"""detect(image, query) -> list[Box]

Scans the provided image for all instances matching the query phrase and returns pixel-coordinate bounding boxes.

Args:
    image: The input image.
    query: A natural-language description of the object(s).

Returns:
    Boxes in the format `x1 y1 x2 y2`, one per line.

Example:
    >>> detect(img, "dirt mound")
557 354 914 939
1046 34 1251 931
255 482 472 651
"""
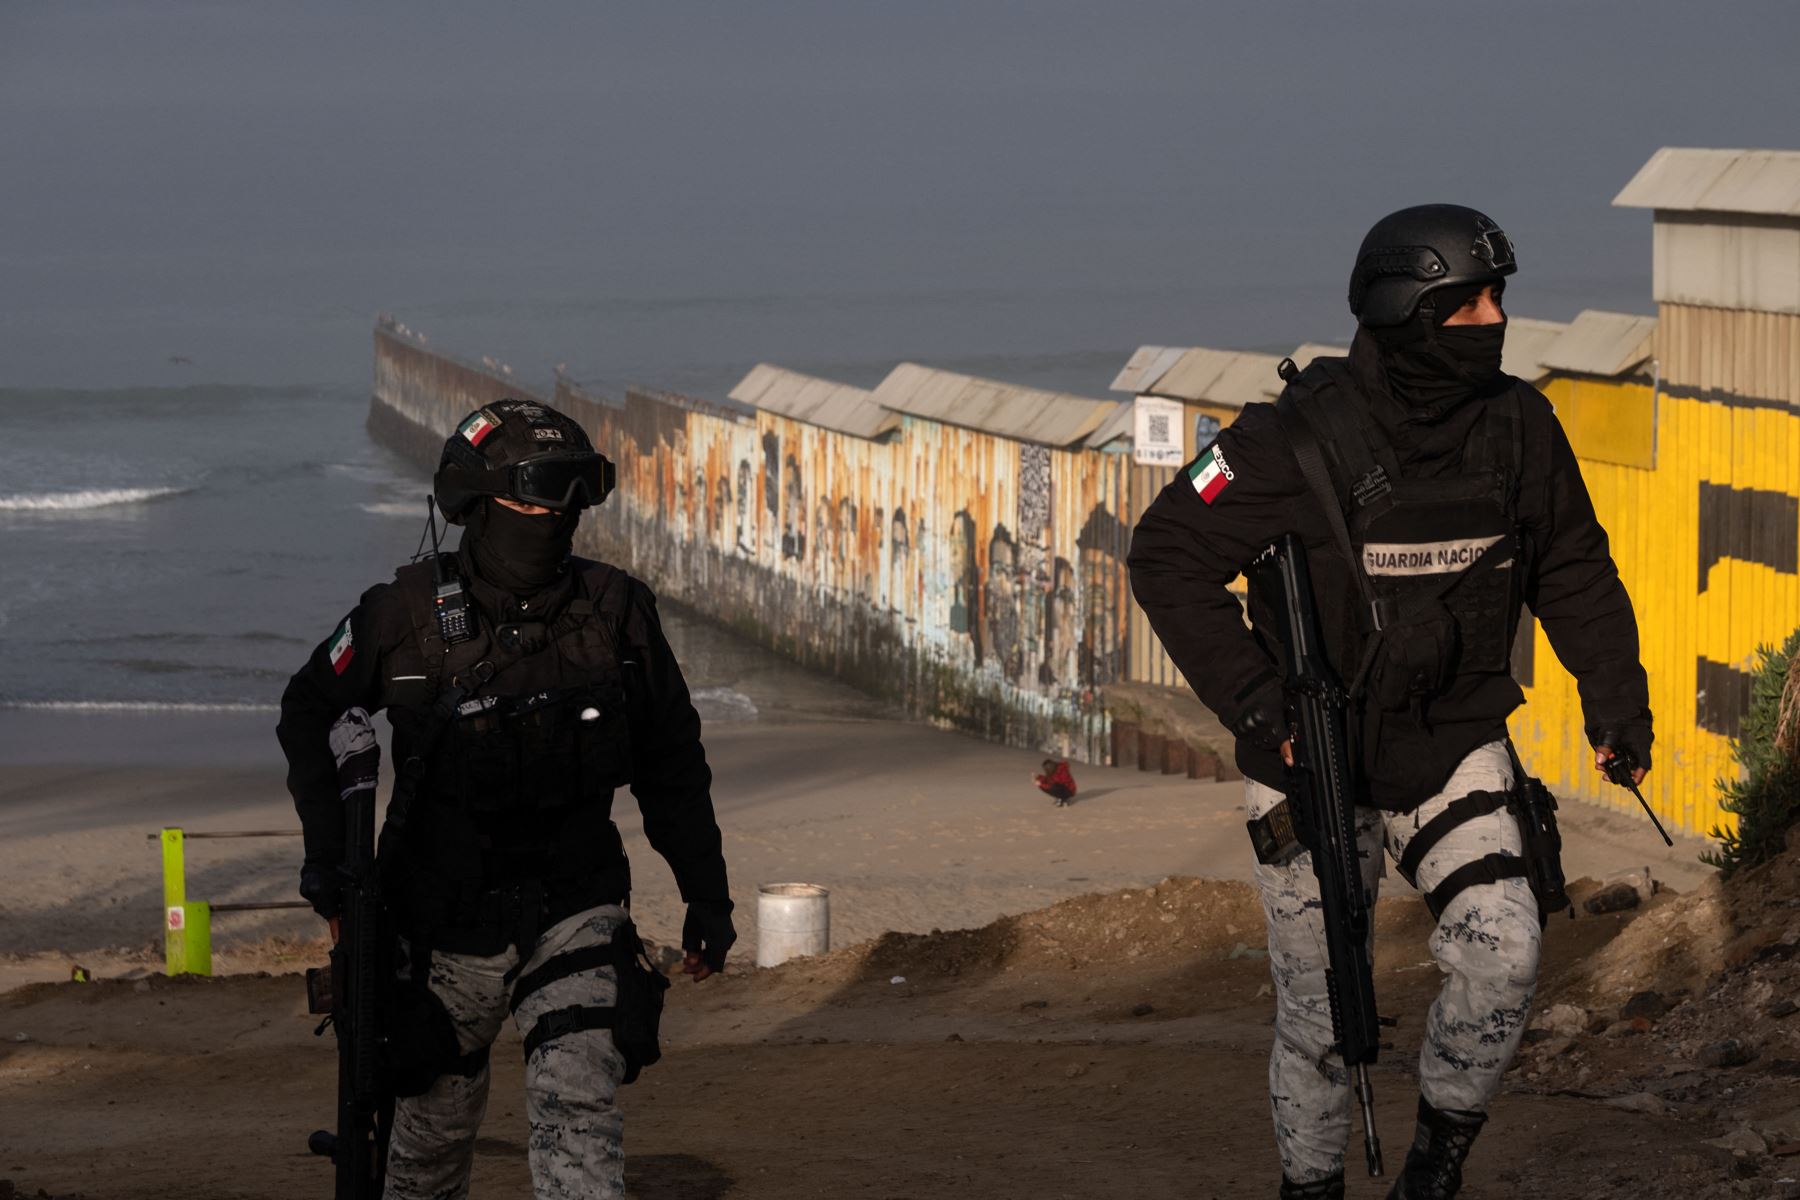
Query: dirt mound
755 876 1264 991
1510 832 1800 1161
1549 828 1800 1011
858 876 1266 977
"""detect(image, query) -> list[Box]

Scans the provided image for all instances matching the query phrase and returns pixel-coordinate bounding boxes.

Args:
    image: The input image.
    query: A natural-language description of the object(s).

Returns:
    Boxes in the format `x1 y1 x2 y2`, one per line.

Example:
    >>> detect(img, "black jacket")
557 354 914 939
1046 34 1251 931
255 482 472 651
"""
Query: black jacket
277 548 730 942
1128 354 1652 810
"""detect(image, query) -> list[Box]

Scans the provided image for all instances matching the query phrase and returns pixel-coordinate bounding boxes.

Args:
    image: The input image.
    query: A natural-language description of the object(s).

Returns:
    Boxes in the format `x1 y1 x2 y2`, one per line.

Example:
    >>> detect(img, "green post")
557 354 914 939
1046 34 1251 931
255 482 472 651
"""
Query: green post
160 828 214 976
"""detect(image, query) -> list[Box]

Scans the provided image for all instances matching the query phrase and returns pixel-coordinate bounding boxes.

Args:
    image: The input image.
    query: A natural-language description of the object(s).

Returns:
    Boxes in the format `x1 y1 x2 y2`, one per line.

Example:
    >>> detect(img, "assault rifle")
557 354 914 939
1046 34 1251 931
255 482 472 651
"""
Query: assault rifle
1256 532 1386 1178
305 709 392 1197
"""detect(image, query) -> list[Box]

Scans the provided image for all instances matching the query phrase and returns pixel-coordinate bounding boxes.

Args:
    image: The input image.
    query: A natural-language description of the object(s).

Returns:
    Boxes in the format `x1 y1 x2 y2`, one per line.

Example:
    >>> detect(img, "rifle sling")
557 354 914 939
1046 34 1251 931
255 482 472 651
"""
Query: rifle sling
1275 397 1381 627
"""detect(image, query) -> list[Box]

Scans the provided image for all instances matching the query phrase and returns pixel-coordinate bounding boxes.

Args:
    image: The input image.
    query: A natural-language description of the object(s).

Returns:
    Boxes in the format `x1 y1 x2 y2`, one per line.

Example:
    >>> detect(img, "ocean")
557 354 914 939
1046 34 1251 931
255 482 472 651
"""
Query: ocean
0 385 429 713
0 381 892 754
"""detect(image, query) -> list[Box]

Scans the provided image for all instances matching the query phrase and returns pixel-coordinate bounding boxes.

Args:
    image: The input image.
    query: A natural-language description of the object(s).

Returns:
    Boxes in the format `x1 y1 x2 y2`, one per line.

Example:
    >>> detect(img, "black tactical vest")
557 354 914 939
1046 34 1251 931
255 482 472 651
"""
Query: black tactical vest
1255 360 1542 801
1278 361 1525 701
377 557 638 946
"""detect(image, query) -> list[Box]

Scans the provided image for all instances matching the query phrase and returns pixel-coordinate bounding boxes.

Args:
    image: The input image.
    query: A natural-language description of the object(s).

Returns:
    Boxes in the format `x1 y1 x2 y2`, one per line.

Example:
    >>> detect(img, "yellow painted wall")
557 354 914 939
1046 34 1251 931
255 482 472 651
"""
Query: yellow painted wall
1509 381 1800 837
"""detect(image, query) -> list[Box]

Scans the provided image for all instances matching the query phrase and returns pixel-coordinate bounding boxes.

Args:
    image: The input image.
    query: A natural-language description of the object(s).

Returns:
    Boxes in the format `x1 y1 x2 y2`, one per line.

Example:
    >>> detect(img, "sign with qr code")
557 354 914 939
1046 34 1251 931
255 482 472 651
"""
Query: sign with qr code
1133 396 1186 467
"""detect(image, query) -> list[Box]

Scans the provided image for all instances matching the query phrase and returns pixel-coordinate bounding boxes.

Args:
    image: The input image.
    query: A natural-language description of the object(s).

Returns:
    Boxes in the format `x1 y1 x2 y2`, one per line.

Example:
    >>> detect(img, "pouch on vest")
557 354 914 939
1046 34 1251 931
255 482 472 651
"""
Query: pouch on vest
1364 600 1458 713
1360 534 1513 716
430 683 632 813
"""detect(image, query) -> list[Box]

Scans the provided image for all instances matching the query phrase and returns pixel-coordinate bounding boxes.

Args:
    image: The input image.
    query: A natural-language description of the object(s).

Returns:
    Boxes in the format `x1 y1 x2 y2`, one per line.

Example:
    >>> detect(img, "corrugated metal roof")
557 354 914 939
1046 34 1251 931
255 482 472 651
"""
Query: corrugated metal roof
1539 310 1657 378
1120 346 1285 409
1084 401 1134 449
1108 345 1187 394
1501 316 1571 382
1614 148 1800 217
728 364 900 439
868 362 1115 447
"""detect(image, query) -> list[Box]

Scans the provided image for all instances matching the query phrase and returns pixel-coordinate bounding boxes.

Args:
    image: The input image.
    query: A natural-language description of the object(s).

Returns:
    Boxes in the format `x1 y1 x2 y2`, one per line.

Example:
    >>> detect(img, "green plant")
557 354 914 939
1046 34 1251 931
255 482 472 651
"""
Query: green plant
1703 628 1800 877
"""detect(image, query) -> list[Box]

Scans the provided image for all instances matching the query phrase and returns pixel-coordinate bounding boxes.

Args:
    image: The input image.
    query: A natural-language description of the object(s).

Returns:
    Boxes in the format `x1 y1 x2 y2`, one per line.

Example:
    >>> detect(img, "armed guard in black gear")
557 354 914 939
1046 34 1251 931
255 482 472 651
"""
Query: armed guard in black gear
1129 205 1655 1199
279 397 736 1200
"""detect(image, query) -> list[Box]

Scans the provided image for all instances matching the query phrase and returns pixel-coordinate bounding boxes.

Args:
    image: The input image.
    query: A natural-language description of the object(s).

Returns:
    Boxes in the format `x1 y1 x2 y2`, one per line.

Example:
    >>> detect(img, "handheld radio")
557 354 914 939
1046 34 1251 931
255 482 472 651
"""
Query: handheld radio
422 497 474 646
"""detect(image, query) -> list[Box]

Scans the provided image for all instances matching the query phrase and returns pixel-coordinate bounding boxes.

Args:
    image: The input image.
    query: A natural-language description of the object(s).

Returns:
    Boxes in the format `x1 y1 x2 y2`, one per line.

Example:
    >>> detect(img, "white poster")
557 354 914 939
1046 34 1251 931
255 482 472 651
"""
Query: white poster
1132 396 1186 467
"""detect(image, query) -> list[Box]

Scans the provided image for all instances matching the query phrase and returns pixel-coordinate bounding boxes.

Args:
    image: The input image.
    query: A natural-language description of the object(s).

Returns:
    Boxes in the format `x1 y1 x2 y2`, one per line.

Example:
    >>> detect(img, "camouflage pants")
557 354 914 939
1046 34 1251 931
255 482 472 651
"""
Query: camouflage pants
384 905 631 1200
1246 740 1542 1184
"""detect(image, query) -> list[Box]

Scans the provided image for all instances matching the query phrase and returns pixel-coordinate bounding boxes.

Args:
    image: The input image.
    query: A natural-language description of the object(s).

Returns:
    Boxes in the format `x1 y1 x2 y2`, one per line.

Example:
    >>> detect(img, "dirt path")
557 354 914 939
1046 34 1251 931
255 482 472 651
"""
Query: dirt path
5 877 1794 1199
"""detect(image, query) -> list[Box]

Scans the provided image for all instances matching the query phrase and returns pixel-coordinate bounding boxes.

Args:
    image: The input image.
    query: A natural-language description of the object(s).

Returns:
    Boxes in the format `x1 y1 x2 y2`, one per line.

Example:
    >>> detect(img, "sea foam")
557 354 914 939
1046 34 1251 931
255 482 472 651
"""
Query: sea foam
0 486 190 512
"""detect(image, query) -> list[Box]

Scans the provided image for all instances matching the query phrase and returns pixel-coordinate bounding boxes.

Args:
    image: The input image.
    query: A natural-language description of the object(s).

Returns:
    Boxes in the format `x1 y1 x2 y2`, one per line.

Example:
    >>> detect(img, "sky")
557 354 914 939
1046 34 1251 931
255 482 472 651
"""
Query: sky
4 1 1798 395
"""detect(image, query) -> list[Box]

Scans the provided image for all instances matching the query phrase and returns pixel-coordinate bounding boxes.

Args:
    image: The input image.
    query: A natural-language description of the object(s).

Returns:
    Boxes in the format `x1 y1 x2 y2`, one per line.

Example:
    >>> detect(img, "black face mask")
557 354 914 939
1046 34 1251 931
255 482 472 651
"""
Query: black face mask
1433 320 1507 385
1370 314 1507 412
462 499 578 594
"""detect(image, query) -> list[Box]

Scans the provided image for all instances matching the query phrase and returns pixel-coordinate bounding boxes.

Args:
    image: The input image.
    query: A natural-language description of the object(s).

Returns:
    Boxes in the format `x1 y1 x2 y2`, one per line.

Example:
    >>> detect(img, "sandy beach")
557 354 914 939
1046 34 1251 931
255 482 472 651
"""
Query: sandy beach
0 606 1710 990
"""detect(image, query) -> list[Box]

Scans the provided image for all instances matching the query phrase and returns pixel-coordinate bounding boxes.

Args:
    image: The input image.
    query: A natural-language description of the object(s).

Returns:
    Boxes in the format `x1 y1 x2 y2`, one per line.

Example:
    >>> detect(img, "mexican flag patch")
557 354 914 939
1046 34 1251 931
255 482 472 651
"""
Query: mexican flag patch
327 618 355 675
1188 443 1234 504
458 410 499 447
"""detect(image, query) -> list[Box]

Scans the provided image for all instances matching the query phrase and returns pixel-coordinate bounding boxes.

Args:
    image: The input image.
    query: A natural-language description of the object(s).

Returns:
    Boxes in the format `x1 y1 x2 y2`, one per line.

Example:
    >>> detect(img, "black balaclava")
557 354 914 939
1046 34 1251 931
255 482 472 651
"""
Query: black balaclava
1351 282 1507 472
1367 281 1507 410
461 498 579 595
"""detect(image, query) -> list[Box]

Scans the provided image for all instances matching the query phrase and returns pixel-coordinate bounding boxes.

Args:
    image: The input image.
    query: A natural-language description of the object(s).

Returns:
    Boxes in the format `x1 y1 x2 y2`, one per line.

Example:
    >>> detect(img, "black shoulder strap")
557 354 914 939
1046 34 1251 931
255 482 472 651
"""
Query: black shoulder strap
1303 359 1401 492
1274 391 1383 635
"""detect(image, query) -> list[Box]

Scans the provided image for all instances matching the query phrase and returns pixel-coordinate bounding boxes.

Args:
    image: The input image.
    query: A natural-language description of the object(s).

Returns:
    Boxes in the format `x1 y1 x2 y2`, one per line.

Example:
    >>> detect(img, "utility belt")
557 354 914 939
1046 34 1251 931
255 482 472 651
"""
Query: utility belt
1247 741 1570 925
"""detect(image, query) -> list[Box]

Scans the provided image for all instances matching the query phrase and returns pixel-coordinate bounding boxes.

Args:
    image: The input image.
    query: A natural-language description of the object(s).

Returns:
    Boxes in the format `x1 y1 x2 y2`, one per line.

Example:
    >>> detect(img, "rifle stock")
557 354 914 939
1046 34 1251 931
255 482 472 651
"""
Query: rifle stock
1257 533 1385 1178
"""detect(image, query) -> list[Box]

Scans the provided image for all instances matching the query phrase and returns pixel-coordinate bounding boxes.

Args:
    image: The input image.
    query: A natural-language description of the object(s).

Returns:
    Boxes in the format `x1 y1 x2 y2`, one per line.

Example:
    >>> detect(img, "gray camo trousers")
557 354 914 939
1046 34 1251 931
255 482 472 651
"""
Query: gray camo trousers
384 904 630 1200
1246 740 1541 1184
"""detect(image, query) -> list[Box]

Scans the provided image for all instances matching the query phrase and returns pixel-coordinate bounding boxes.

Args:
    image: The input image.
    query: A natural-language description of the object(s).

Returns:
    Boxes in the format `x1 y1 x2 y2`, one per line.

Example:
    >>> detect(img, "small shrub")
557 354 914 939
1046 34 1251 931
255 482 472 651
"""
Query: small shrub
1703 628 1800 878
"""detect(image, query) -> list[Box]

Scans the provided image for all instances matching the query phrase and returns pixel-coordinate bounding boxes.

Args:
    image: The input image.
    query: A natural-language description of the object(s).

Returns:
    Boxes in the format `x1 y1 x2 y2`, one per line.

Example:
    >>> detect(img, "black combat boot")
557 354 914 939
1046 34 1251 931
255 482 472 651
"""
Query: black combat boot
1279 1174 1344 1200
1384 1096 1486 1199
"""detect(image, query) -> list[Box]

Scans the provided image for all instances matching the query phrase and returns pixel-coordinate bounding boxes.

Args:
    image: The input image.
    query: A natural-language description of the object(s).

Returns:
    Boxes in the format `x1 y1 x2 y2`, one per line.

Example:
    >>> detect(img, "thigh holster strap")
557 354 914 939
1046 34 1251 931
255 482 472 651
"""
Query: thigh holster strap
1396 789 1511 888
1423 852 1529 921
509 943 617 1016
523 1003 617 1060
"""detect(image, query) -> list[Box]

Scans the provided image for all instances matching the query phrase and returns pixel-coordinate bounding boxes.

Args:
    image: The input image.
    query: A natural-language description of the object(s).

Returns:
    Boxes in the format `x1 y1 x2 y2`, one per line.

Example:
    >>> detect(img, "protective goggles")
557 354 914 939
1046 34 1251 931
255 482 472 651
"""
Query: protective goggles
441 451 616 512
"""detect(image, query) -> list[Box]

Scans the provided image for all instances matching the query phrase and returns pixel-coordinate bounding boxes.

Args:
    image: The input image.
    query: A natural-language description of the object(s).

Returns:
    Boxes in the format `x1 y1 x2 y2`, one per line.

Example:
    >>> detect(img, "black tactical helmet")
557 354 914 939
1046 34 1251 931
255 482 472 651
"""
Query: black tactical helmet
433 397 616 524
1348 204 1517 328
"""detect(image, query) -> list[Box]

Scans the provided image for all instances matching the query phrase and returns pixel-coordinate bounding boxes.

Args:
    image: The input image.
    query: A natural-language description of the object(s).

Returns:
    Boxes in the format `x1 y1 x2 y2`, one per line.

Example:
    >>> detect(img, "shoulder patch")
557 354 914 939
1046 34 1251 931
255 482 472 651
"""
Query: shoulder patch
327 617 356 675
1187 443 1236 504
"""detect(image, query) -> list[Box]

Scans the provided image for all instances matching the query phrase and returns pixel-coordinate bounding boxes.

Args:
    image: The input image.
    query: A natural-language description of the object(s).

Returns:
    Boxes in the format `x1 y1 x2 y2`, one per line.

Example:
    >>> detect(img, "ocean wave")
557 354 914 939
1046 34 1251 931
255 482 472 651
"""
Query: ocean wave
0 700 279 714
0 486 191 512
360 501 426 519
690 686 759 723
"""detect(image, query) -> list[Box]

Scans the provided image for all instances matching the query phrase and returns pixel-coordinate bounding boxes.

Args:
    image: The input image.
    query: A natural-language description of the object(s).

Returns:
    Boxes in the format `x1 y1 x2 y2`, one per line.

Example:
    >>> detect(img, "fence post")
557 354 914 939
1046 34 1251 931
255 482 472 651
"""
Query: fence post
161 827 213 976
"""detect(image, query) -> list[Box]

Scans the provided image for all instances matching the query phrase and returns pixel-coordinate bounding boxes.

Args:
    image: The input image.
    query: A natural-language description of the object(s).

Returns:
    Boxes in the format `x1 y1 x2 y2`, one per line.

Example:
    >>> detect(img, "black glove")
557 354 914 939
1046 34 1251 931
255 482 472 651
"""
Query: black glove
682 900 737 972
299 860 342 919
1594 725 1653 777
1229 676 1288 752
